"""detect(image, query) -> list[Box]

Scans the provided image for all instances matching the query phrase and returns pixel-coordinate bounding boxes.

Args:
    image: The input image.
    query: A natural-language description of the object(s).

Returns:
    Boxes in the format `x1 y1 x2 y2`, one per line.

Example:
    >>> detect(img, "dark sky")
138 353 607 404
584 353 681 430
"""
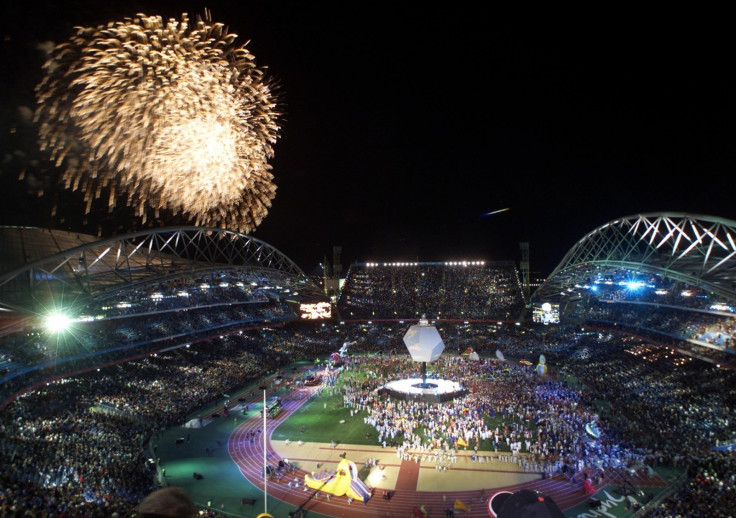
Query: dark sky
1 3 734 276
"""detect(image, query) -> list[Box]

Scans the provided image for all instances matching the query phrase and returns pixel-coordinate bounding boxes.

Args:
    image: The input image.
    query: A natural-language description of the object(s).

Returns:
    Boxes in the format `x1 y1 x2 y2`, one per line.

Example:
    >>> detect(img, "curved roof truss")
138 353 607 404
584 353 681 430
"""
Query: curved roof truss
533 213 736 303
0 226 309 313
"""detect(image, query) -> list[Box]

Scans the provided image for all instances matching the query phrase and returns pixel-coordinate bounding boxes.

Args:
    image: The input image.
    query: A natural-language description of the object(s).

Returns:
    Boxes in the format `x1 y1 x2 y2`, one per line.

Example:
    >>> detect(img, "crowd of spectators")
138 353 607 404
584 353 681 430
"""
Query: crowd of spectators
341 354 600 476
335 322 736 516
565 272 736 355
590 274 735 313
0 321 342 516
0 299 294 391
82 271 269 319
532 328 736 516
648 452 736 517
277 319 736 515
0 266 314 379
2 260 736 516
2 317 736 515
571 297 736 356
338 262 524 320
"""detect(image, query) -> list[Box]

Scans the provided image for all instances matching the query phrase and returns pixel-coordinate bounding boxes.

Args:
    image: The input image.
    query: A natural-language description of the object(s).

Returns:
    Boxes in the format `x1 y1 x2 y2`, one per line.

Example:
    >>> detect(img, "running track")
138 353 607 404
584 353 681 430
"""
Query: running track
228 386 667 517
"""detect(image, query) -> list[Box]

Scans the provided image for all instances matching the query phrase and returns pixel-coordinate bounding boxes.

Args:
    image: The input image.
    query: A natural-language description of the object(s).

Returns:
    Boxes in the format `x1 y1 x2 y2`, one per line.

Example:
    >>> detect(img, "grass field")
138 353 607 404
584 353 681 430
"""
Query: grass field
271 393 378 447
272 388 538 454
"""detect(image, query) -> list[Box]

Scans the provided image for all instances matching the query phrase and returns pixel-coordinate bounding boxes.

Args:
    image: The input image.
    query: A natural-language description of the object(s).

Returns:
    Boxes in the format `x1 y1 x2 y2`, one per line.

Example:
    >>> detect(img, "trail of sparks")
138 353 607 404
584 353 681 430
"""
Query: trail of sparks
35 10 281 233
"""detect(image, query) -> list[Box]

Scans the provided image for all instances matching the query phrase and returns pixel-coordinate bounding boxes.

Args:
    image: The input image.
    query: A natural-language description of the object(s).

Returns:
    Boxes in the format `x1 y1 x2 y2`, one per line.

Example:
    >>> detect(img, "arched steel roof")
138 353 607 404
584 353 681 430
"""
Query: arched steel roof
0 226 312 314
532 213 736 303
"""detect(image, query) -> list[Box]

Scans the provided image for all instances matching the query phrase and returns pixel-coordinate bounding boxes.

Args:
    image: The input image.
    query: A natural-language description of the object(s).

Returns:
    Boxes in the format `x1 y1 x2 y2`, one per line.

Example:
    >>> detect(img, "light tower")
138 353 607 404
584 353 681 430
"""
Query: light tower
403 315 445 388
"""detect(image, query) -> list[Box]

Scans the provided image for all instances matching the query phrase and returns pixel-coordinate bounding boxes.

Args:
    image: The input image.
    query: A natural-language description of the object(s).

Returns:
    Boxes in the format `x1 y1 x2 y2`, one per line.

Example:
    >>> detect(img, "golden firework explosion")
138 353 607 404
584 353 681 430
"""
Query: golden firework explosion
35 9 281 233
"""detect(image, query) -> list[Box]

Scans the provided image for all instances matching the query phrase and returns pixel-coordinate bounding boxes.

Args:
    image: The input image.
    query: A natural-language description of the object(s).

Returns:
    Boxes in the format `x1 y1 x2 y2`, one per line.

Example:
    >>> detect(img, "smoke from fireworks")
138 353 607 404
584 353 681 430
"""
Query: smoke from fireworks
34 10 281 233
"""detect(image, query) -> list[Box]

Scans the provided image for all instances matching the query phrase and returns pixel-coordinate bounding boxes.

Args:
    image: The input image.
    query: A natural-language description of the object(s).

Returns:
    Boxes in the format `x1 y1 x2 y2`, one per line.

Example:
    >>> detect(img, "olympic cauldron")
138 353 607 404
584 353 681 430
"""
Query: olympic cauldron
380 316 465 403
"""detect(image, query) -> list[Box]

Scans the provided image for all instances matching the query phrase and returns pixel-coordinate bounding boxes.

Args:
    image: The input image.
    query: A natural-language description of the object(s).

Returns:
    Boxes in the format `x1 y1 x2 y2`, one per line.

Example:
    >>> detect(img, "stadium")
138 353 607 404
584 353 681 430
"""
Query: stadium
1 213 735 517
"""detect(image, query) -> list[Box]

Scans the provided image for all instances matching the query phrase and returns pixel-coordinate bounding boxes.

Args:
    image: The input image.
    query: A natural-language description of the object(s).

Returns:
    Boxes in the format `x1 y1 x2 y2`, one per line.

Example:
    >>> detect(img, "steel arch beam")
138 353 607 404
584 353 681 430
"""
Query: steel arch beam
0 227 310 313
532 213 736 303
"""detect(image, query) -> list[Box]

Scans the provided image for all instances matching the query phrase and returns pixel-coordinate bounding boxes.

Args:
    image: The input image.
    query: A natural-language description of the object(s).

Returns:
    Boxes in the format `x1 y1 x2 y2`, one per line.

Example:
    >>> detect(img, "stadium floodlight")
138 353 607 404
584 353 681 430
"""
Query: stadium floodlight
45 312 71 333
625 281 644 291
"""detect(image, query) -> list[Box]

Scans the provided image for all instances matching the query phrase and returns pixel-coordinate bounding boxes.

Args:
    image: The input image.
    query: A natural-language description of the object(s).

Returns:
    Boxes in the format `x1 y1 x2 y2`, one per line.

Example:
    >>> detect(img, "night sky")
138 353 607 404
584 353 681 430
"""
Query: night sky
1 3 734 276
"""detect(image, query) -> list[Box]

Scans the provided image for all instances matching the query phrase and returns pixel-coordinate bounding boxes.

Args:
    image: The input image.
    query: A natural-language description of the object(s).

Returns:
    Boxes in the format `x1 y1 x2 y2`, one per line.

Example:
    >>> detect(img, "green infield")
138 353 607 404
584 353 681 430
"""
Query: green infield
271 393 379 446
270 388 536 454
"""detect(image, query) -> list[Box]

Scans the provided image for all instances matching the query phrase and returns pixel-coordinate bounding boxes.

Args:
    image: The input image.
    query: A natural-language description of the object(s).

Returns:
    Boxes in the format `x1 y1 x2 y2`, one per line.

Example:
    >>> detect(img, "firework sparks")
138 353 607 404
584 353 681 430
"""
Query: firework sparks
34 10 281 233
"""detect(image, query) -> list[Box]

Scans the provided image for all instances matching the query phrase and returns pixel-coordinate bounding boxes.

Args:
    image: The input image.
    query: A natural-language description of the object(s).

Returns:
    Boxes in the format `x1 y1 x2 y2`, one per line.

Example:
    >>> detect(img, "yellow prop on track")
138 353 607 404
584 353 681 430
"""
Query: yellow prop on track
304 458 371 502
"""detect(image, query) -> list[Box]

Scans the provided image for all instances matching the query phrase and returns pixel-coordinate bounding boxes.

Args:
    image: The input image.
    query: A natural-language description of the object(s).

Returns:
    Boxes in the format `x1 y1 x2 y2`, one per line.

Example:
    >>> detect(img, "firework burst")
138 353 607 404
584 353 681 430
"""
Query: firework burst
34 9 281 233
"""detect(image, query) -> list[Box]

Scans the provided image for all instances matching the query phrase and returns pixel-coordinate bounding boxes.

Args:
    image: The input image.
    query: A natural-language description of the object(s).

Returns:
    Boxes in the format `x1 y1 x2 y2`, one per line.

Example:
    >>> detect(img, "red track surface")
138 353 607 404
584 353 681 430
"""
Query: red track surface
228 388 667 517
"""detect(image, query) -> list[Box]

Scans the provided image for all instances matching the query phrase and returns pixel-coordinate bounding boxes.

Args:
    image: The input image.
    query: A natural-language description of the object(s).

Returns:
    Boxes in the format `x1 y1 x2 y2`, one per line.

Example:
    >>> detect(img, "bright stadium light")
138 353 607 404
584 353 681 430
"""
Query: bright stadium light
624 280 644 291
45 312 71 333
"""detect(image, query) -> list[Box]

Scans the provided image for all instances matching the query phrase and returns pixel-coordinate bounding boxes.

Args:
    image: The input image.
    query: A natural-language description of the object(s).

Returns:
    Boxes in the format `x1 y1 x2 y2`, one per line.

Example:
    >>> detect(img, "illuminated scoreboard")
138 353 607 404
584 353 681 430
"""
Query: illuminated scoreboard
299 301 332 320
532 302 560 324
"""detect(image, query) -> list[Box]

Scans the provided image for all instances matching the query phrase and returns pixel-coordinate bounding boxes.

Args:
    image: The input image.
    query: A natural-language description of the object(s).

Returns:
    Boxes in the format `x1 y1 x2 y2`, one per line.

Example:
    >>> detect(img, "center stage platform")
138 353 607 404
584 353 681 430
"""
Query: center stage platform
379 377 466 403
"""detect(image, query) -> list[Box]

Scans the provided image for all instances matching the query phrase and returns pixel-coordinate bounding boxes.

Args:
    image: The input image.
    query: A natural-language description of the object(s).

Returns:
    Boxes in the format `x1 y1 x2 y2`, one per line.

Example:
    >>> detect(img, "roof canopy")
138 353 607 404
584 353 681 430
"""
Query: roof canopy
0 226 315 314
533 213 736 304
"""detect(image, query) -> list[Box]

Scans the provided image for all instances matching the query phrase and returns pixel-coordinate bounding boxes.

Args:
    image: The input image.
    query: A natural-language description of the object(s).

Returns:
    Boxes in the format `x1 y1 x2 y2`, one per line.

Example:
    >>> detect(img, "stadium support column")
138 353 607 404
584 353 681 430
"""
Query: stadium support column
520 242 530 307
327 246 343 318
333 246 342 281
322 255 330 295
